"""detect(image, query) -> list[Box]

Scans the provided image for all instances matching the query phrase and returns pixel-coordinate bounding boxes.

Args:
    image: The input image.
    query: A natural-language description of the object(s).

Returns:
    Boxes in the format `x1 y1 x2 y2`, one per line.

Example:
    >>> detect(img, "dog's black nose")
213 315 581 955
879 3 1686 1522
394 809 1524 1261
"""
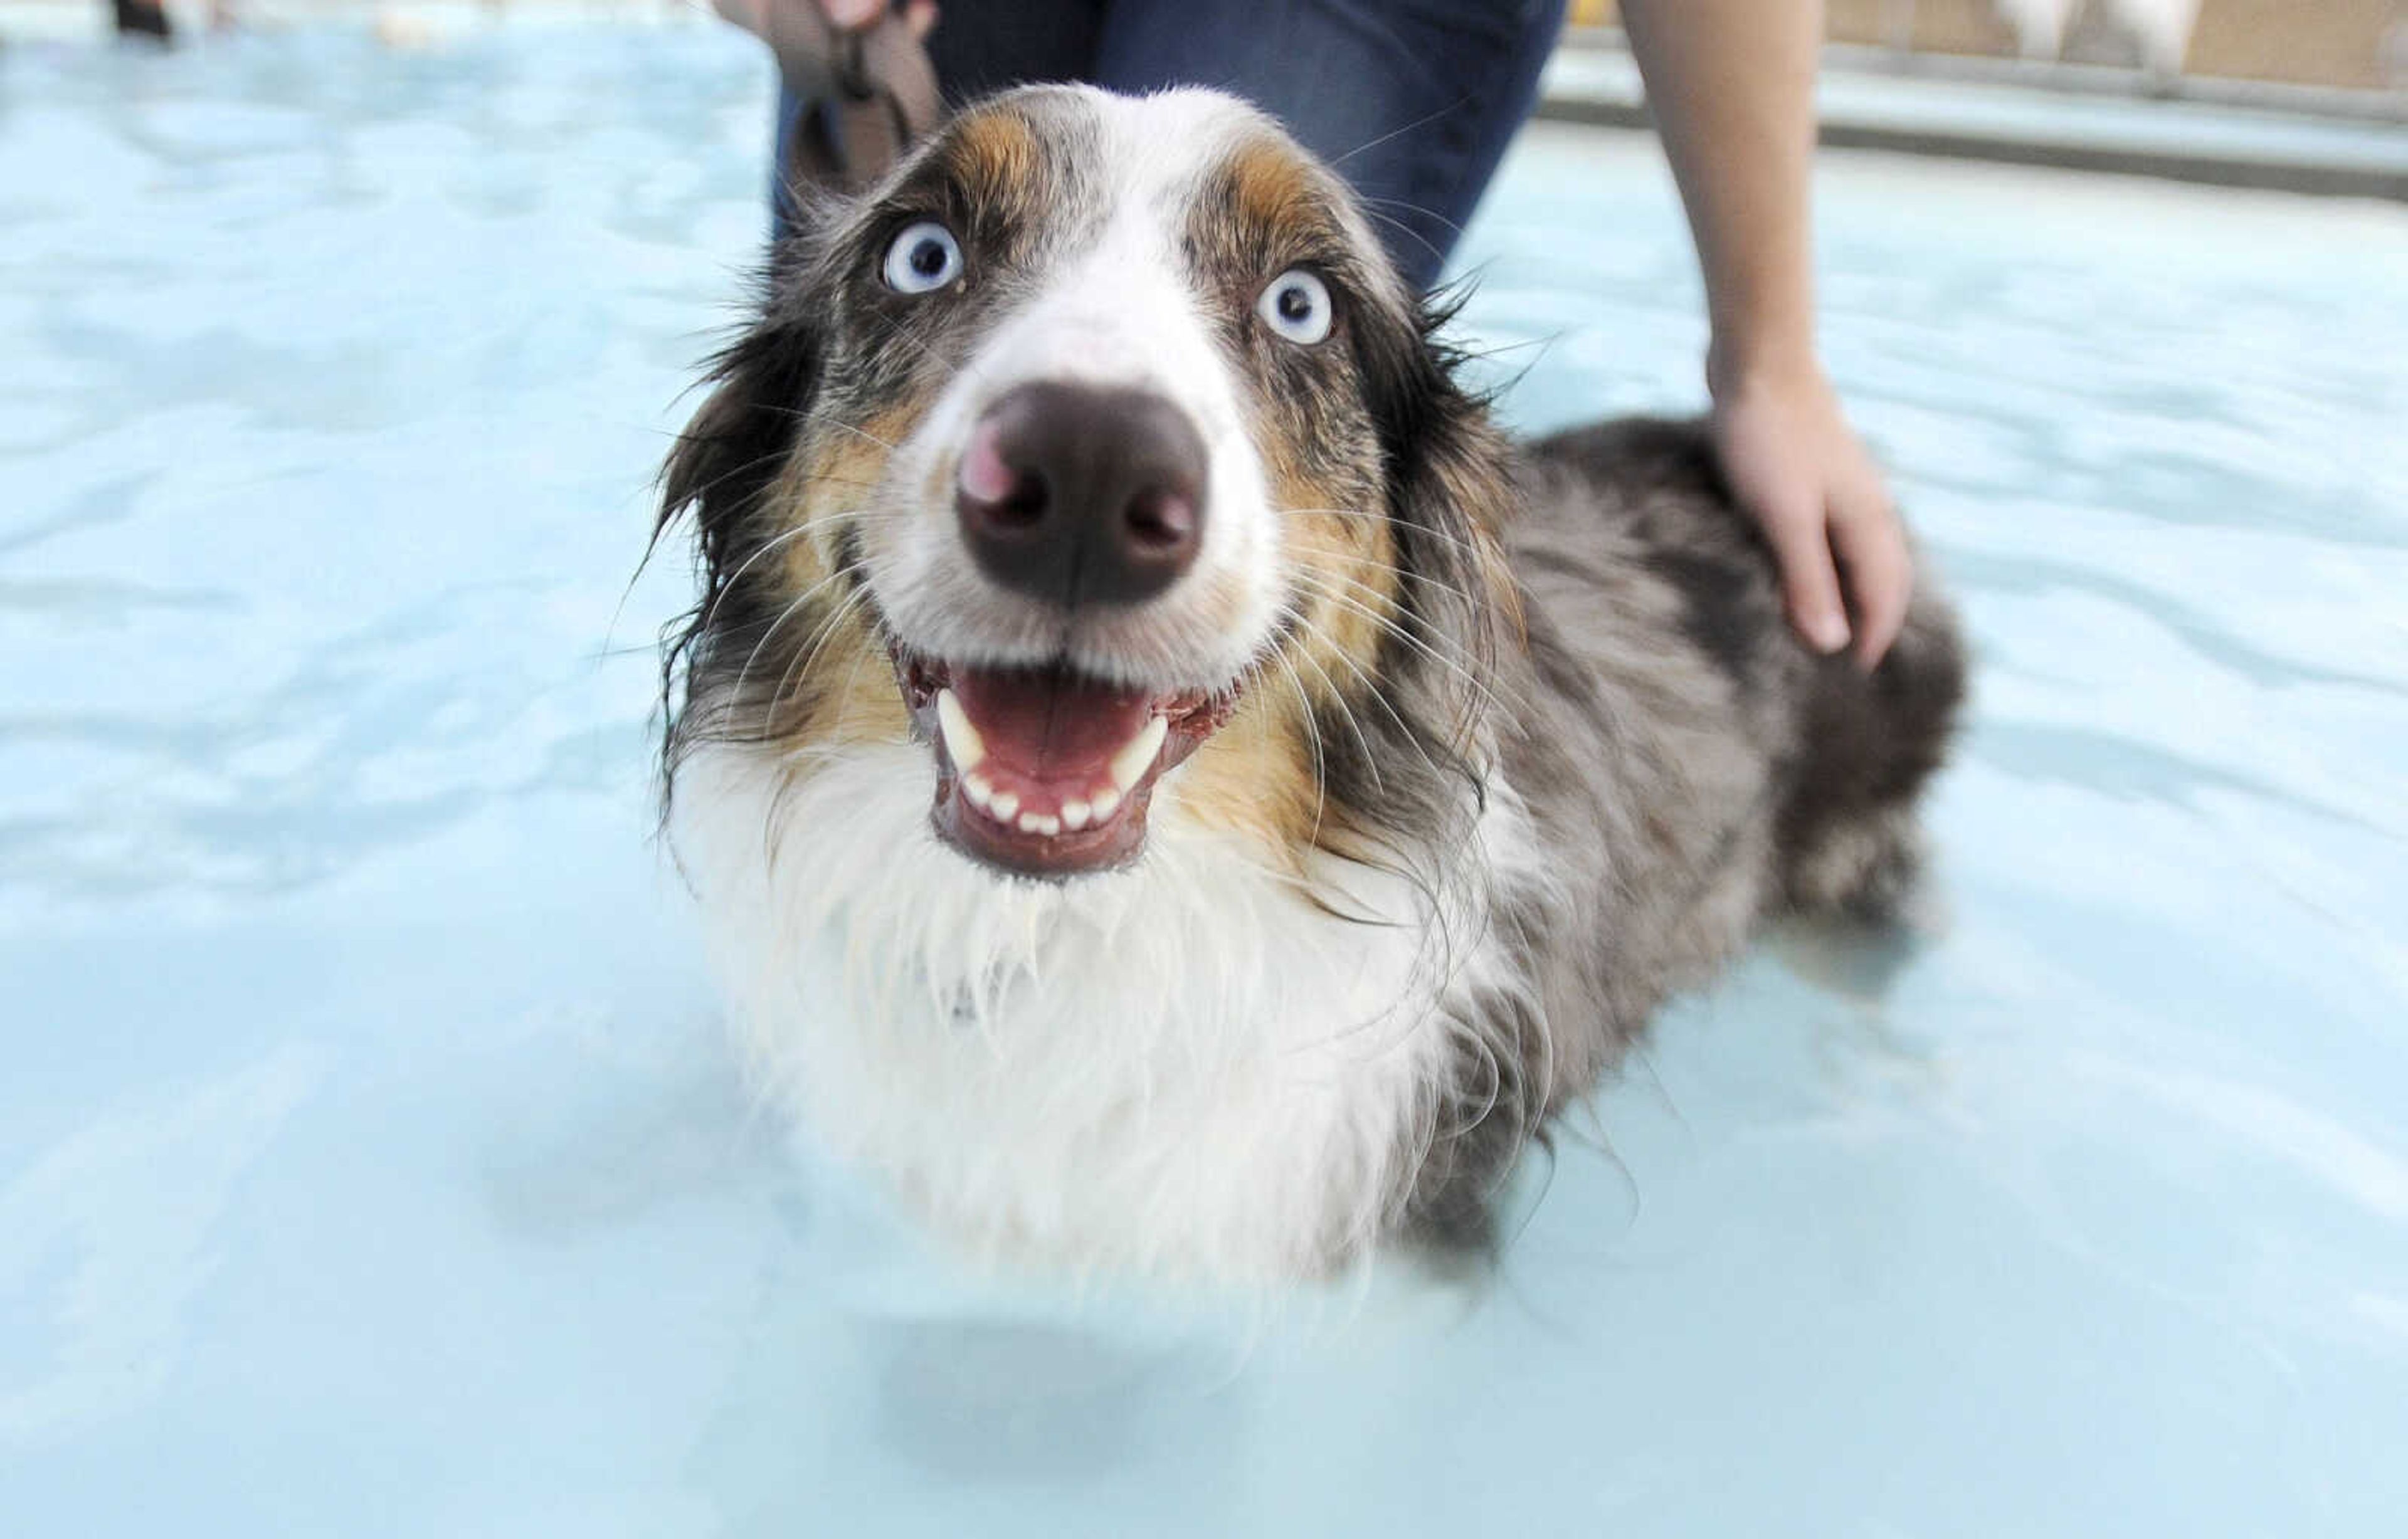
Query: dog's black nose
954 382 1208 608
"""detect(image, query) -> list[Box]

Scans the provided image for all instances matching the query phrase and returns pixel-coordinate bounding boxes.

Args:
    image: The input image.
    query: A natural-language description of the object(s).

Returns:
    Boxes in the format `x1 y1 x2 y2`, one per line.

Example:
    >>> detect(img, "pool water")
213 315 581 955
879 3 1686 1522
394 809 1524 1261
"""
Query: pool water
4 23 2404 1537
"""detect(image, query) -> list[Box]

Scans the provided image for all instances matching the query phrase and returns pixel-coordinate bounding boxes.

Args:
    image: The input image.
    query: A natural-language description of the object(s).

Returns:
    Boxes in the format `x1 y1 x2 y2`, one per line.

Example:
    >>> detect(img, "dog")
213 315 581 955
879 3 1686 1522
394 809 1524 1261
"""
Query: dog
655 85 1966 1284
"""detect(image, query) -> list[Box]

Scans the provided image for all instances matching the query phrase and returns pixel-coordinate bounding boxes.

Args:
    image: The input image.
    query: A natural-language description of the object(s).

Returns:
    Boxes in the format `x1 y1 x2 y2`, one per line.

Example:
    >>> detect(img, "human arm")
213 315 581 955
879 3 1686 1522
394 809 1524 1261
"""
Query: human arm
1618 0 1909 666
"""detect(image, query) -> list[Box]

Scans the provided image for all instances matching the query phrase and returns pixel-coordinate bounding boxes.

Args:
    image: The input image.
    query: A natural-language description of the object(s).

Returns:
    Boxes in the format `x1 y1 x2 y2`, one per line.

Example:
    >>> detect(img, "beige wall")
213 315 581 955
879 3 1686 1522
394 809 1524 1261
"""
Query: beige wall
2189 0 2401 90
1825 0 2018 55
1568 0 2405 90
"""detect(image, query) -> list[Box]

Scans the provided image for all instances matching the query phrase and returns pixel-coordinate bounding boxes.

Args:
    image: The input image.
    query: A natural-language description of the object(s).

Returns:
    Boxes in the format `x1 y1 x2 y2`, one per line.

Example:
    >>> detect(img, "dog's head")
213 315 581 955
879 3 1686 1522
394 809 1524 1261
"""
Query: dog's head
660 87 1516 881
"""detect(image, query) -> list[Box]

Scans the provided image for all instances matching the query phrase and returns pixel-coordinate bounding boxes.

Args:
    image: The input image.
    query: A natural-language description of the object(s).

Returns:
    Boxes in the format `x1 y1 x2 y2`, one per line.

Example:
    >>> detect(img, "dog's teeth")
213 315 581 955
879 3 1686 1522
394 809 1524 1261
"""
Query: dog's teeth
1089 787 1121 821
1017 812 1060 837
989 790 1020 822
934 688 985 770
963 772 994 811
1107 715 1168 794
1060 799 1091 831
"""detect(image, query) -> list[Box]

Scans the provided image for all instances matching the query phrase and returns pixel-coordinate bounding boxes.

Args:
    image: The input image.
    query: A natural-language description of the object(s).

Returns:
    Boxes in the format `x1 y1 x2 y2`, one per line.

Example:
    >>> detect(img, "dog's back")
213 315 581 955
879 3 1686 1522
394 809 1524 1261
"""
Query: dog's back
1518 415 1965 913
1403 418 1968 1248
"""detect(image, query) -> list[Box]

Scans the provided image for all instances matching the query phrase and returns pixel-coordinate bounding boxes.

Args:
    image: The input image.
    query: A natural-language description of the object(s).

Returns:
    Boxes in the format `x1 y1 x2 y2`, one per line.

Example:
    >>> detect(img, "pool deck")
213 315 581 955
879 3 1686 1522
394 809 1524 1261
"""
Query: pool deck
1543 41 2408 201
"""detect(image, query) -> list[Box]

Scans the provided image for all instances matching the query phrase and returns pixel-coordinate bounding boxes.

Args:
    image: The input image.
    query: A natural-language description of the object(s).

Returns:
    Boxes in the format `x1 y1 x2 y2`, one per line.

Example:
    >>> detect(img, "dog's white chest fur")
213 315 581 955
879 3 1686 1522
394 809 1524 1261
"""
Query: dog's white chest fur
675 744 1520 1280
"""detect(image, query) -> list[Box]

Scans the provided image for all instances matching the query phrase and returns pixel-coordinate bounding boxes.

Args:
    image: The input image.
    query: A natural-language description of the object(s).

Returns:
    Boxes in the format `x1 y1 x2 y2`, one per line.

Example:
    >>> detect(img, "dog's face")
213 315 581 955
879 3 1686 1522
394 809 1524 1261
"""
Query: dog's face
662 87 1513 880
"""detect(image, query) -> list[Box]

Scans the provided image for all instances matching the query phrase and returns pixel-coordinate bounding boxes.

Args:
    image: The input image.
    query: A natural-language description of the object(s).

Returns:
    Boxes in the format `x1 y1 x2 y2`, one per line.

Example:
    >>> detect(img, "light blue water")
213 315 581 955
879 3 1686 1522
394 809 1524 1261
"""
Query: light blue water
4 24 2405 1537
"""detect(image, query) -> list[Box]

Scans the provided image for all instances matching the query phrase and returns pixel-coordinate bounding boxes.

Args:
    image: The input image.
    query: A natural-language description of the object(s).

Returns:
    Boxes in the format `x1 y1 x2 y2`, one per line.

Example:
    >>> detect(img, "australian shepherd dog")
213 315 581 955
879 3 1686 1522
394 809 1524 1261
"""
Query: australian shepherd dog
656 87 1965 1284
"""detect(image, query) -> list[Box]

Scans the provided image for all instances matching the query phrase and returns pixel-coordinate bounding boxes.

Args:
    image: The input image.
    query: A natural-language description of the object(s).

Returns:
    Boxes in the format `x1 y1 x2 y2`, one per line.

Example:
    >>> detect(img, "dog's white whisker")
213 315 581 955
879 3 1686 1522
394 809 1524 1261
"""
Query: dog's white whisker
717 559 863 701
1286 569 1505 715
756 586 876 738
1267 645 1332 844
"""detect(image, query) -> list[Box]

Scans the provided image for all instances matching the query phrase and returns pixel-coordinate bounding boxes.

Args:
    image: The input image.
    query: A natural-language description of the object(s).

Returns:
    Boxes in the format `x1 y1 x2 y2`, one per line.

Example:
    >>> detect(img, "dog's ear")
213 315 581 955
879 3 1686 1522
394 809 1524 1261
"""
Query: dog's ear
652 305 825 804
1360 295 1523 712
1292 288 1521 885
658 310 822 576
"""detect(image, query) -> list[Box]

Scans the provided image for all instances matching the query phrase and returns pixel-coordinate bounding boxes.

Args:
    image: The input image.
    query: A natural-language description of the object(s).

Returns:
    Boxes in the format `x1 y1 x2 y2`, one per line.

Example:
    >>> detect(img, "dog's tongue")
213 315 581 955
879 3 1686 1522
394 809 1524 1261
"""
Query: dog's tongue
949 665 1155 783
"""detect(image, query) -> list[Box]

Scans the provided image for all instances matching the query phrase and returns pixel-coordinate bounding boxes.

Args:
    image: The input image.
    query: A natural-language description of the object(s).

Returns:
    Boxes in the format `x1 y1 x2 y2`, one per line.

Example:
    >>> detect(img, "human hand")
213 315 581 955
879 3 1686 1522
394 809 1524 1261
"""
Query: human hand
1711 359 1911 670
708 0 936 43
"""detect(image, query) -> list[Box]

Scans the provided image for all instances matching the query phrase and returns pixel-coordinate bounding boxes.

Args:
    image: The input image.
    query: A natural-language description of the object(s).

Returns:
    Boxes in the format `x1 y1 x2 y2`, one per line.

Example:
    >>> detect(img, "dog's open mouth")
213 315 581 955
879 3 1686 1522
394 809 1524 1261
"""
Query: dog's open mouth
896 653 1238 877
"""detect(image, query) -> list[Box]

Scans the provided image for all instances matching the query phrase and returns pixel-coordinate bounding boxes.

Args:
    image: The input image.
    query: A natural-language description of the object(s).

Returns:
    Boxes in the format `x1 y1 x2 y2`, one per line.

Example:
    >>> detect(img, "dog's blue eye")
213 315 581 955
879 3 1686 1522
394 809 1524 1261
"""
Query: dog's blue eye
883 221 963 295
1255 270 1332 345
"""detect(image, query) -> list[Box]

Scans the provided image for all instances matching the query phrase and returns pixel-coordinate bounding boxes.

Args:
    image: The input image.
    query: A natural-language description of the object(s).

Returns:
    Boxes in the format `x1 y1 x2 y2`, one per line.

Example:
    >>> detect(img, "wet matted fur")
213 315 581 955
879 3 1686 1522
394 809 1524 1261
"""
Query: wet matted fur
655 86 1967 1283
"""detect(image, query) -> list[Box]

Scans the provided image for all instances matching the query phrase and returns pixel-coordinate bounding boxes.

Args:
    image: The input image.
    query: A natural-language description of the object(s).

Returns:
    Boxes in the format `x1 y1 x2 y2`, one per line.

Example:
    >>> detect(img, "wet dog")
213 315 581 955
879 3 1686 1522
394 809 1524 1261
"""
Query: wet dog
656 86 1965 1283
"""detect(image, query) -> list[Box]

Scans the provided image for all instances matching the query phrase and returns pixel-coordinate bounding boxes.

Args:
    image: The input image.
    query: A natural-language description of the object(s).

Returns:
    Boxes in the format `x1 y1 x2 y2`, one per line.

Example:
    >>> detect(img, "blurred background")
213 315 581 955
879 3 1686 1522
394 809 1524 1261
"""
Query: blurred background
3 4 2404 1537
1580 0 2408 91
16 0 2408 88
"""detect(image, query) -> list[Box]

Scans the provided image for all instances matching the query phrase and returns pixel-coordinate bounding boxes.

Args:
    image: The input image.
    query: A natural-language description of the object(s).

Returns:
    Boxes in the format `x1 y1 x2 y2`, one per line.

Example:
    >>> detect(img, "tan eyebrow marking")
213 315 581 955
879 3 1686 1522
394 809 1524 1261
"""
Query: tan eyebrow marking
1220 135 1331 241
942 107 1044 202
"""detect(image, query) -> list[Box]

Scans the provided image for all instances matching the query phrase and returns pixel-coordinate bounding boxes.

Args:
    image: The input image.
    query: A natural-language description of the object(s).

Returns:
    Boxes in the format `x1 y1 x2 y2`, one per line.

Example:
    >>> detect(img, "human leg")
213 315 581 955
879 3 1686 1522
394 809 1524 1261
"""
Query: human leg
1089 0 1566 287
